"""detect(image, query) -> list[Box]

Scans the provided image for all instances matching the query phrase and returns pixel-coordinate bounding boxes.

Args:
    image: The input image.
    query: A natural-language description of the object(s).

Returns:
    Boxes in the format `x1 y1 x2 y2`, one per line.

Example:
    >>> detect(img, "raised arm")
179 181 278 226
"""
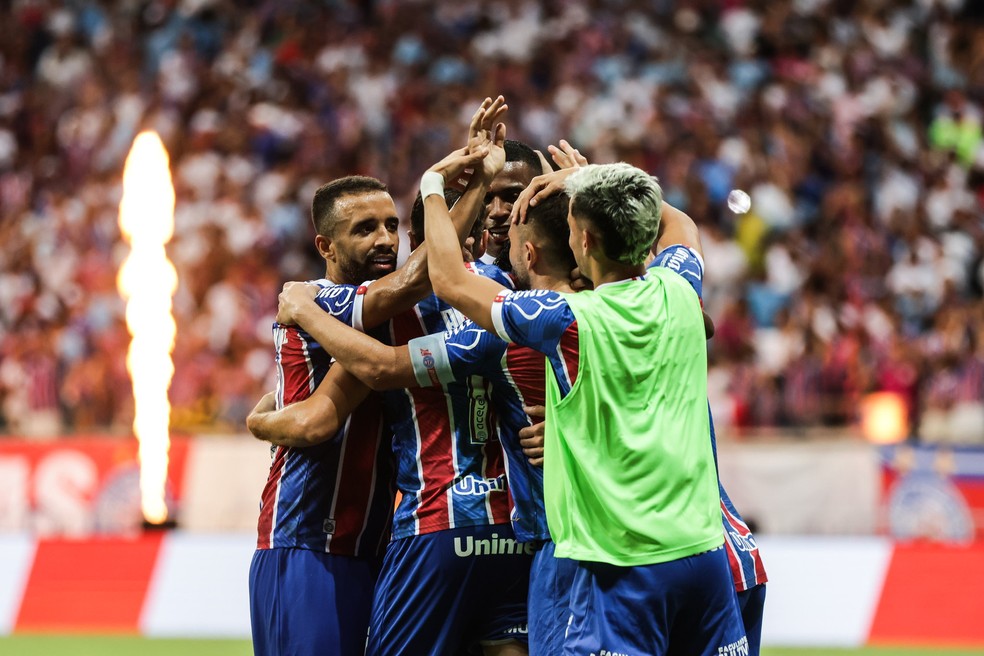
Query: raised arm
349 97 509 329
654 203 703 258
246 365 371 447
422 125 509 334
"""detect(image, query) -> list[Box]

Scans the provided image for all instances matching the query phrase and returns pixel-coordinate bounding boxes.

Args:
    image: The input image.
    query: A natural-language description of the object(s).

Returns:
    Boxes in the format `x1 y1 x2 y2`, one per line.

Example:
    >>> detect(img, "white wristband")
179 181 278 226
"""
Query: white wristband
420 171 445 200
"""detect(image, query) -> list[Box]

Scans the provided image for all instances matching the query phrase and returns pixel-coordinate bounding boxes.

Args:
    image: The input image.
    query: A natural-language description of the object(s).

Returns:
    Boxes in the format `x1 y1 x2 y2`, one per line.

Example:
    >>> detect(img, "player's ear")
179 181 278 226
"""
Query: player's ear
315 234 335 262
581 226 596 255
408 229 420 251
525 240 537 270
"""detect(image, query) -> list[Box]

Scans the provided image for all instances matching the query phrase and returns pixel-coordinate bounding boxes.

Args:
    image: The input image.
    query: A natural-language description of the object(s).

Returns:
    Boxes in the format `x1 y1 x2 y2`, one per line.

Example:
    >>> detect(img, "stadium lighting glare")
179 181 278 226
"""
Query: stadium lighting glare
116 131 178 525
726 189 751 214
860 392 908 444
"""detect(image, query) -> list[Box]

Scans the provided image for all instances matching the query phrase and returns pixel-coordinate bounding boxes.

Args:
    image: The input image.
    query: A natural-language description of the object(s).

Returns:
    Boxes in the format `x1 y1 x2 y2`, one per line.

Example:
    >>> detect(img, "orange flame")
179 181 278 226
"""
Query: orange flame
117 131 177 525
860 392 908 445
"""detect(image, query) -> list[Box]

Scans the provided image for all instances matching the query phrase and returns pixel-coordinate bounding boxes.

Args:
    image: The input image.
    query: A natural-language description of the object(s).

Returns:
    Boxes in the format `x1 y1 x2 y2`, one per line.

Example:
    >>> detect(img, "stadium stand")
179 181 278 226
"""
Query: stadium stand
0 0 982 442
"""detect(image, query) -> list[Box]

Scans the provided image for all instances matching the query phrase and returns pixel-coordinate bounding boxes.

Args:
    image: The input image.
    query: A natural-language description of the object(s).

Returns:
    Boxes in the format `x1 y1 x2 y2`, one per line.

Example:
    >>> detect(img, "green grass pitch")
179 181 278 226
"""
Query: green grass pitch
1 638 983 655
0 636 253 655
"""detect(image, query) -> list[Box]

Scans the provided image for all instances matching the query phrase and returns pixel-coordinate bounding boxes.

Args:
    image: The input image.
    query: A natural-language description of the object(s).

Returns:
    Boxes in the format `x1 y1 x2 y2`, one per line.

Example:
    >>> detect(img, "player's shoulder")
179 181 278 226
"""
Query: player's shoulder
650 244 704 274
313 280 364 314
500 288 569 304
467 261 516 290
496 288 574 333
649 244 704 297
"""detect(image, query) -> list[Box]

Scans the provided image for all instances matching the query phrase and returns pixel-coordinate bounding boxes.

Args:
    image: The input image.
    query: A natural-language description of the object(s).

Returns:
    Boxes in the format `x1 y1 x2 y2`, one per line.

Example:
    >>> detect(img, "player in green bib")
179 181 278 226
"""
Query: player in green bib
543 263 723 565
418 131 747 655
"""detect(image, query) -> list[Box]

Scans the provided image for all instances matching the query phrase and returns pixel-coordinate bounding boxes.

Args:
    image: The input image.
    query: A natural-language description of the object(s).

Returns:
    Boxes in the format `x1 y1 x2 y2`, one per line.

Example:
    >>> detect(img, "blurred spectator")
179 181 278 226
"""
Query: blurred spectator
0 0 982 441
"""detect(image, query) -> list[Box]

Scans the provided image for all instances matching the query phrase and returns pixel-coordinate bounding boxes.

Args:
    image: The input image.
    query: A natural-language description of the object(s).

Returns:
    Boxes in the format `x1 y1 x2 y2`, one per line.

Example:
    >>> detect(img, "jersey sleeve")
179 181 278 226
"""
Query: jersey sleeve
490 289 576 354
468 261 516 290
313 282 363 327
408 321 507 388
650 244 705 301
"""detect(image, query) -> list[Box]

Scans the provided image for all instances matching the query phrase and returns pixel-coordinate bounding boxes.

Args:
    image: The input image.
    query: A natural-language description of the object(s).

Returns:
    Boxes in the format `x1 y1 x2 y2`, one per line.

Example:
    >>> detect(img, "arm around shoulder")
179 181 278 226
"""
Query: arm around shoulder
246 368 371 447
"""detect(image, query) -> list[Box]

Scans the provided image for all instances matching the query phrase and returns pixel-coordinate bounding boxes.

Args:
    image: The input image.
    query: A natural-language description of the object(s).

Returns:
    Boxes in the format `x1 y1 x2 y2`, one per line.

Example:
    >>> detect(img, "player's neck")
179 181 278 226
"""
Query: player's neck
583 257 645 288
531 270 574 294
323 264 352 286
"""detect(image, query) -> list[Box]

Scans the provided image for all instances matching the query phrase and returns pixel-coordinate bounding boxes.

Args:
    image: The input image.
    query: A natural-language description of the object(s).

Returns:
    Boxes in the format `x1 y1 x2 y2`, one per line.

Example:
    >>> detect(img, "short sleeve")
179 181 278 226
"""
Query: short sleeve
650 244 705 301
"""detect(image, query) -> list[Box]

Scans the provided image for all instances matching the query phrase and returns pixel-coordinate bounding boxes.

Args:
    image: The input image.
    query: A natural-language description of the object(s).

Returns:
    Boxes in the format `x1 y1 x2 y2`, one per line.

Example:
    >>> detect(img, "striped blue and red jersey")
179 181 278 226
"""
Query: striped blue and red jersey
255 279 396 558
709 408 768 591
406 320 555 543
492 245 767 590
320 262 516 541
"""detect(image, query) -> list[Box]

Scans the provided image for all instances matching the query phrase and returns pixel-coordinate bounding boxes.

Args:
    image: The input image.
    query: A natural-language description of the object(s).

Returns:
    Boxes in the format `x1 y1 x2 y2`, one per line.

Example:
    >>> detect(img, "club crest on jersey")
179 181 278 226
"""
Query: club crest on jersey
416 347 441 386
452 473 506 497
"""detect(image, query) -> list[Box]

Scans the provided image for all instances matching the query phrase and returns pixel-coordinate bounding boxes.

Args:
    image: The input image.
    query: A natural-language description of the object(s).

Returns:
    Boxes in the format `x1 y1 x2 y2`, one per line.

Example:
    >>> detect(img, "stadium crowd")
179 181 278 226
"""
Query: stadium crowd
1 0 983 442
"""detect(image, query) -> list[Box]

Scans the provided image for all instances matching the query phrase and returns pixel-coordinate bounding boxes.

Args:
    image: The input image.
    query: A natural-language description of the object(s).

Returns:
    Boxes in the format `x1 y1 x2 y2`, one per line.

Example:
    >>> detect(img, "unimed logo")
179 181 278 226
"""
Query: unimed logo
451 474 505 496
452 533 535 557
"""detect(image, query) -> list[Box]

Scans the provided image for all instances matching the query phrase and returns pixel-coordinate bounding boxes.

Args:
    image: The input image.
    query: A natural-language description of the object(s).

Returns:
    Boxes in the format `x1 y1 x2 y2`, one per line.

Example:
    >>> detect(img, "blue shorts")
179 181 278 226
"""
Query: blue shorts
249 547 381 656
366 524 532 656
565 546 746 656
738 584 766 656
528 540 578 656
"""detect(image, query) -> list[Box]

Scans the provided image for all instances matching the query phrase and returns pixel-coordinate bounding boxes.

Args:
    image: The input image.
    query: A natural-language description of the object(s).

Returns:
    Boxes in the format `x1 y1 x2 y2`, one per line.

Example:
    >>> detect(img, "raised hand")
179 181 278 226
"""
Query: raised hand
509 167 578 224
276 281 320 325
467 95 508 183
547 139 588 170
427 146 489 189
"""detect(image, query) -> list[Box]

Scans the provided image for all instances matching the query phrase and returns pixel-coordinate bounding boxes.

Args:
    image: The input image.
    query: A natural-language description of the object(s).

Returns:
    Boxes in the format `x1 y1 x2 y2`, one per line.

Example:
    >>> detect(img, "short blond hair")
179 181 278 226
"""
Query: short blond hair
565 163 662 265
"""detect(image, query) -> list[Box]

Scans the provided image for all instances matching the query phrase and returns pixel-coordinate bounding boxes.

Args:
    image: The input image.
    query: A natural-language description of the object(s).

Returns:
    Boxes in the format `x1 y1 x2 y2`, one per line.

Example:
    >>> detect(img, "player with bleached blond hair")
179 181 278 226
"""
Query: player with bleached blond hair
418 147 748 654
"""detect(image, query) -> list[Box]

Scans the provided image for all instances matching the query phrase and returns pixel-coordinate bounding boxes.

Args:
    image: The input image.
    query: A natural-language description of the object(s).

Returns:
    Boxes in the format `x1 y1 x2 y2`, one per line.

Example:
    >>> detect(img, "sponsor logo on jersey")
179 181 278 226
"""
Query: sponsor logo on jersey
453 532 536 557
726 530 758 553
451 473 506 497
469 388 491 444
589 650 632 656
660 247 689 272
718 636 749 656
